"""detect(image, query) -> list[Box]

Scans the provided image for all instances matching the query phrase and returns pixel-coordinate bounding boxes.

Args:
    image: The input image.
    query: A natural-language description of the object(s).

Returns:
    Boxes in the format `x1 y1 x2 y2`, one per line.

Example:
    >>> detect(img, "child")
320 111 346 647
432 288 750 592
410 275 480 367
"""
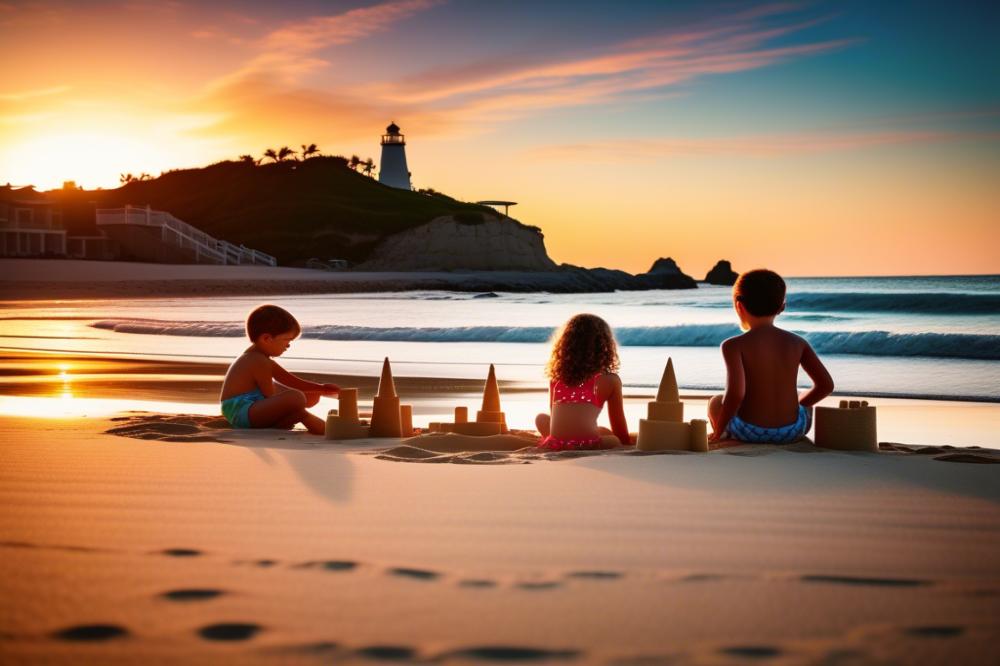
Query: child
708 269 834 444
220 304 338 435
535 314 632 450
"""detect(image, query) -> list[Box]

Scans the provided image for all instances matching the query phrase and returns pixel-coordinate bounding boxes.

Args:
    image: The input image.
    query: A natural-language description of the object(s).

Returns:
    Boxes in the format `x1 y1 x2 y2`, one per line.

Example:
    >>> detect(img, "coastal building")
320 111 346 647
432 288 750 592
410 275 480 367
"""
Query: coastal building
0 186 66 257
378 122 412 190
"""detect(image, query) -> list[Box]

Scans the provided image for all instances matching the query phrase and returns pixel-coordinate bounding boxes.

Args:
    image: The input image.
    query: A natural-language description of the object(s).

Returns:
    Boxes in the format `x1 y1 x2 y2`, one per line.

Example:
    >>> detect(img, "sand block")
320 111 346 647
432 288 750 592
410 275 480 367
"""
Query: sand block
325 415 370 440
440 421 502 436
689 419 709 453
427 422 441 433
337 388 360 421
637 419 694 451
400 405 413 437
454 406 468 423
815 404 877 452
648 401 683 422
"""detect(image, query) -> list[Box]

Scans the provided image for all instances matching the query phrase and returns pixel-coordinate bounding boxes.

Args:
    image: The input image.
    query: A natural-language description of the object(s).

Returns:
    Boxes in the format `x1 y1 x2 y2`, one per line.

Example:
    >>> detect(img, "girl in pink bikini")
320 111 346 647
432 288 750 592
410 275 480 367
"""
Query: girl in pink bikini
535 314 632 451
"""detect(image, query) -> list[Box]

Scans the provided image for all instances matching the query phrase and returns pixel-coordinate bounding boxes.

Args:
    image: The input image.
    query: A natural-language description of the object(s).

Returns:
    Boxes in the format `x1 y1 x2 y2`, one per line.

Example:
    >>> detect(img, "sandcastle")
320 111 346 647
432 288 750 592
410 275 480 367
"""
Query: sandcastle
815 400 877 452
635 358 708 452
325 358 414 440
427 364 508 436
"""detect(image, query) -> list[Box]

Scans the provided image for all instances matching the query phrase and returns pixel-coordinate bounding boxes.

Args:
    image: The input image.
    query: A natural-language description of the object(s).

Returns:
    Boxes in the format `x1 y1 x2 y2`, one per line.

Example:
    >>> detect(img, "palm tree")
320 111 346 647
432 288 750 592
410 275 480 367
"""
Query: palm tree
300 143 319 160
263 148 278 163
363 157 375 177
277 146 296 162
239 154 257 166
119 173 135 184
348 154 361 171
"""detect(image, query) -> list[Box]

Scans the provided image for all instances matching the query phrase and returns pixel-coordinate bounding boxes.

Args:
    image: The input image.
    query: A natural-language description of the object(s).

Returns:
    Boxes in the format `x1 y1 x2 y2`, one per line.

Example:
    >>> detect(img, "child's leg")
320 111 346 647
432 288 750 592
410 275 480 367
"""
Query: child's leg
249 390 324 434
707 394 723 432
535 413 550 437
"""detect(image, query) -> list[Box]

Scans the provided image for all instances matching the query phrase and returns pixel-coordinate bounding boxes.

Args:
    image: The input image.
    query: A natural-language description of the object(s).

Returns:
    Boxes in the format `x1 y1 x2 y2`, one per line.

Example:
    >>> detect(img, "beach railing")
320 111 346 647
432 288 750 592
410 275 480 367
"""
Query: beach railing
96 206 276 266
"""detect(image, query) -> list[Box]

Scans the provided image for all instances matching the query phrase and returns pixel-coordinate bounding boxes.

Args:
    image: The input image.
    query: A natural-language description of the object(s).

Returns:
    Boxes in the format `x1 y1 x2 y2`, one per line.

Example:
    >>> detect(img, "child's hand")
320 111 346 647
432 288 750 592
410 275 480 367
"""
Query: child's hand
322 383 340 395
708 430 722 443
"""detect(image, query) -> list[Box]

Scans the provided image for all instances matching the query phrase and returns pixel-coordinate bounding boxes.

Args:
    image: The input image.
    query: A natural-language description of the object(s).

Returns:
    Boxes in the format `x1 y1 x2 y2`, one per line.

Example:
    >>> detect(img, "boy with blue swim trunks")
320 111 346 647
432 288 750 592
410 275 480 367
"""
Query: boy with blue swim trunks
220 305 338 435
708 270 834 445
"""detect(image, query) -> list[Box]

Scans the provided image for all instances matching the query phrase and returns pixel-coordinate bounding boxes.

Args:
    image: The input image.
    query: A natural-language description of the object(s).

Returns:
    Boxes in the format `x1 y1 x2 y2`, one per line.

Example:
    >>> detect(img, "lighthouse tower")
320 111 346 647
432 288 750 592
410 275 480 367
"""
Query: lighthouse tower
378 122 411 190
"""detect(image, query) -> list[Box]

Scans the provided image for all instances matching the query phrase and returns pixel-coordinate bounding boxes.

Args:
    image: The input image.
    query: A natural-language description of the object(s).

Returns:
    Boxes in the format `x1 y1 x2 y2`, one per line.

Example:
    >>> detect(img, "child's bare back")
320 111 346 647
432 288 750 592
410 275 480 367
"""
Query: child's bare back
722 326 817 426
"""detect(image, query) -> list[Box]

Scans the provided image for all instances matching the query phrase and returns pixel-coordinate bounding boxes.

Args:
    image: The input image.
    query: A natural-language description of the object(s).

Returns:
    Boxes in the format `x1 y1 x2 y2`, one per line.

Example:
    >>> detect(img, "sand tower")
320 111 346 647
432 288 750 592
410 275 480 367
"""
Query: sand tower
815 400 877 452
636 358 708 452
378 121 411 191
430 365 508 436
369 357 403 438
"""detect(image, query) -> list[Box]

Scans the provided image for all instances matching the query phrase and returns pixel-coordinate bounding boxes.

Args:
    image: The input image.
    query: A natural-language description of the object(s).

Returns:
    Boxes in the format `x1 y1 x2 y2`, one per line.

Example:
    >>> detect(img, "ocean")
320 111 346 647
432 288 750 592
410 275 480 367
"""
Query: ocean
3 275 998 403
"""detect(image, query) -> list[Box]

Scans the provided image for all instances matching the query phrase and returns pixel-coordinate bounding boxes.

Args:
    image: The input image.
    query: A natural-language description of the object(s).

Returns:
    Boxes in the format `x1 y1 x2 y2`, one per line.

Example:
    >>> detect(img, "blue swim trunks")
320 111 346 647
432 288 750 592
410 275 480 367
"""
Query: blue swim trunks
726 405 811 444
220 388 265 429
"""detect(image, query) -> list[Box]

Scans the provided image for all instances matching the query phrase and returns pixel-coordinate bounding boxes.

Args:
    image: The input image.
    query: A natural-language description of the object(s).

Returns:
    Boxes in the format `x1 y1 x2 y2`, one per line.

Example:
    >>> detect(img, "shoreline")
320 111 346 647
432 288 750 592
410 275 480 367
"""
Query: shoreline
0 259 698 298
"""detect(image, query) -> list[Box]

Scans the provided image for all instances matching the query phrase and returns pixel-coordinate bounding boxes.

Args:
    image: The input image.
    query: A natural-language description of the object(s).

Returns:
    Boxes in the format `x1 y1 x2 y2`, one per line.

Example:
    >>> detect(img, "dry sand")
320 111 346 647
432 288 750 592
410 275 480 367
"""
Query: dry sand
2 405 999 664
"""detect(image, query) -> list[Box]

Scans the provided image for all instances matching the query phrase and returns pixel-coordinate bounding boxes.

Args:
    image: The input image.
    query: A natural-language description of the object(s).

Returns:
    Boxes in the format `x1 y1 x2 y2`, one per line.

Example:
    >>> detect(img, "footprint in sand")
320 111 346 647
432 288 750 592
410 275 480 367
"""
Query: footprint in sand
52 624 130 641
443 646 581 661
354 645 418 660
198 623 262 641
458 579 498 588
157 548 202 557
296 560 358 572
719 645 783 659
389 567 440 581
904 626 965 638
679 573 727 583
801 574 931 588
516 581 561 591
161 589 224 602
566 571 622 580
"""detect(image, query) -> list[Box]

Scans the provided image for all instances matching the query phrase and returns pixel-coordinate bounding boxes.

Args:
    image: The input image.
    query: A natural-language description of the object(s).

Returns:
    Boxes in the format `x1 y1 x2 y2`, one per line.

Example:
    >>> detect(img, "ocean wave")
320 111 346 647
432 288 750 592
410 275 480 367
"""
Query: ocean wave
90 319 1000 360
686 291 1000 315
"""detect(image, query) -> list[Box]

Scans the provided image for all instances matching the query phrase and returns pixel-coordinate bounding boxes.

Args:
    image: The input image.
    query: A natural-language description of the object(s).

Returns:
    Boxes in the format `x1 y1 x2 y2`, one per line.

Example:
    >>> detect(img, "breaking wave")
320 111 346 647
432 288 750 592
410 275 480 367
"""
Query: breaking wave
90 319 1000 361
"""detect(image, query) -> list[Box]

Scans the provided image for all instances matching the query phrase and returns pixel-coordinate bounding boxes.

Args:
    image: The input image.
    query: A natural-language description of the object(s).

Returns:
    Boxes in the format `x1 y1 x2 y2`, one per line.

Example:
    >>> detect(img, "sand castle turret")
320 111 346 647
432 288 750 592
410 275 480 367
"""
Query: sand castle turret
430 365 507 436
636 358 708 452
369 357 403 438
815 400 877 452
325 388 370 440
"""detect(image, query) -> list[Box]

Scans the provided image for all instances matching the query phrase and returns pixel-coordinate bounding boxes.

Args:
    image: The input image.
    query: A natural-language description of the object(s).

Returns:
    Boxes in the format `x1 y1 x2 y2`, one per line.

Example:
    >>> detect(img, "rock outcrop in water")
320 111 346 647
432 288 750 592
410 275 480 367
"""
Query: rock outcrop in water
704 260 738 285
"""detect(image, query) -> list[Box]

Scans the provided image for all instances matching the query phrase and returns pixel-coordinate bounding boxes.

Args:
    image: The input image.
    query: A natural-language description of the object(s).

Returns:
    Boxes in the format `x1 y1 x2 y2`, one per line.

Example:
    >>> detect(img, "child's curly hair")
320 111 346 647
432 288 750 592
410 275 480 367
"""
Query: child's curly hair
545 314 620 386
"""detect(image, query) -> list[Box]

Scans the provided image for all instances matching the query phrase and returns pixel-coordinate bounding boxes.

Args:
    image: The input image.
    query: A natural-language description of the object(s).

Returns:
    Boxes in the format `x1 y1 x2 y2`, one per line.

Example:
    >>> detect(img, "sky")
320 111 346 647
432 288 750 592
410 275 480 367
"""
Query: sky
1 0 998 276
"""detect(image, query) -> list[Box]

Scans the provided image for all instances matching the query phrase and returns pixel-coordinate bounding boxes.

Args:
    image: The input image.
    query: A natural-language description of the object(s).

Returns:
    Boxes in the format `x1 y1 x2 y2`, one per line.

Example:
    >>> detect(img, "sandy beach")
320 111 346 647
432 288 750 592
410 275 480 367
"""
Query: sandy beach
2 348 999 664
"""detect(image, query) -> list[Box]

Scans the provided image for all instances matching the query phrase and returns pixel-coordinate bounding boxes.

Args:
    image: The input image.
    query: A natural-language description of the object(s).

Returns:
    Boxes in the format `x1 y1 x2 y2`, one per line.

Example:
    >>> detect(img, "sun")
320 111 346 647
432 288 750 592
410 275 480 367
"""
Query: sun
1 129 177 191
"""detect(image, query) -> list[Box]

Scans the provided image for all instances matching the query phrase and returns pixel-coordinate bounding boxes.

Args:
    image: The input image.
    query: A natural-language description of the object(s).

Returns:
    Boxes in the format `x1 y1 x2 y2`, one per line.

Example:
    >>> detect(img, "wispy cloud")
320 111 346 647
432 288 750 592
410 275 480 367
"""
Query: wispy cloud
529 129 1000 162
0 85 71 102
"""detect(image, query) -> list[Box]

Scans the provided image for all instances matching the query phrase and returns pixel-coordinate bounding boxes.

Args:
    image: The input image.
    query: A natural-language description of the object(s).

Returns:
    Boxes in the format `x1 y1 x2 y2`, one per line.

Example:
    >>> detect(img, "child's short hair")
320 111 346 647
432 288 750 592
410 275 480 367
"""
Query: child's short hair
733 269 786 317
246 304 300 341
546 313 620 386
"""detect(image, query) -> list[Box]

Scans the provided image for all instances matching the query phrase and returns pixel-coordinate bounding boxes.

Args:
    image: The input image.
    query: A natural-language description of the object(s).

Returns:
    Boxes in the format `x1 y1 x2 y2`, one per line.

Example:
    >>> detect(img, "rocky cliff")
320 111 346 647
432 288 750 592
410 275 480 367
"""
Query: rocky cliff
357 215 558 271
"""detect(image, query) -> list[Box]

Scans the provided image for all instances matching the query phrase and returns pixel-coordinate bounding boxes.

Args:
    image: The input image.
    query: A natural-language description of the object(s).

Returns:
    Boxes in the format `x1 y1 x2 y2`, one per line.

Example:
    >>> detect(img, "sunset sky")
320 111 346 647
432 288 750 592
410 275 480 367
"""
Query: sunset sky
1 0 997 276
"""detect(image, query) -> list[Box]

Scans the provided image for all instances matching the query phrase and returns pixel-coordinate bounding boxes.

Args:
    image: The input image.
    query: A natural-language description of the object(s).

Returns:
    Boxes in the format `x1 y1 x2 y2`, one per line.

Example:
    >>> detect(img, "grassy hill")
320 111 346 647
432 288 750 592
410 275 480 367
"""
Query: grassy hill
48 157 498 265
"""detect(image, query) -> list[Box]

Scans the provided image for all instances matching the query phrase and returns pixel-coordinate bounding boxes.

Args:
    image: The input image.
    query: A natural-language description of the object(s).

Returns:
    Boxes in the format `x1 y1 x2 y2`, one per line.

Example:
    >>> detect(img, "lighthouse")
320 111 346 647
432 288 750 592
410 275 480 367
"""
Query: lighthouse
378 121 412 190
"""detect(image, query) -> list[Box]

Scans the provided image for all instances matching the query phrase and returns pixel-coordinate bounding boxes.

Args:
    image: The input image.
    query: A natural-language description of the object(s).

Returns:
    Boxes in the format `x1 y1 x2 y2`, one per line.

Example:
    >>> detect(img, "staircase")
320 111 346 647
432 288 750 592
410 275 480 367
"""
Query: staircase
96 206 276 266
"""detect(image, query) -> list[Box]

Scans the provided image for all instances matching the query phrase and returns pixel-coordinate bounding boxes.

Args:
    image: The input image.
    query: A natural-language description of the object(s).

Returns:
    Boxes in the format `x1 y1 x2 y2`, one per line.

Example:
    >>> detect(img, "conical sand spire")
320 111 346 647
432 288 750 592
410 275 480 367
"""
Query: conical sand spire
656 357 679 402
481 364 501 411
376 357 397 398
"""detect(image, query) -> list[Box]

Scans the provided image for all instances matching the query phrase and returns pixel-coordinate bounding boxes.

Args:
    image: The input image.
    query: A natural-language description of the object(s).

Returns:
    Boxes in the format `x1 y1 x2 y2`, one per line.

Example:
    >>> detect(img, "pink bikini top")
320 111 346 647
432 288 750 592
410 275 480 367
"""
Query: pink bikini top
551 374 606 407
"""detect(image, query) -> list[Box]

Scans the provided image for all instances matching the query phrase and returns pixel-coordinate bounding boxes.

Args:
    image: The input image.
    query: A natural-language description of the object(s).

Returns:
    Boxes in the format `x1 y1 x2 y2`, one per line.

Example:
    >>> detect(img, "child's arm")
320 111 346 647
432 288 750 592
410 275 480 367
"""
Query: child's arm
710 338 745 441
270 361 339 395
798 342 834 407
604 374 632 446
